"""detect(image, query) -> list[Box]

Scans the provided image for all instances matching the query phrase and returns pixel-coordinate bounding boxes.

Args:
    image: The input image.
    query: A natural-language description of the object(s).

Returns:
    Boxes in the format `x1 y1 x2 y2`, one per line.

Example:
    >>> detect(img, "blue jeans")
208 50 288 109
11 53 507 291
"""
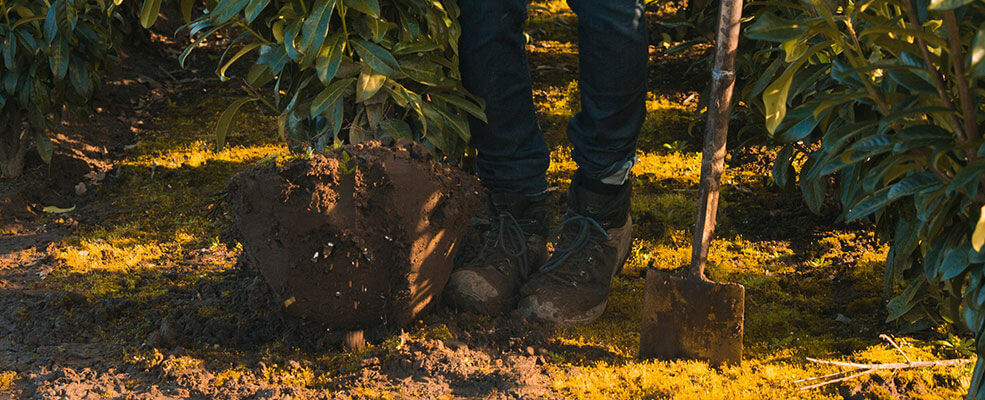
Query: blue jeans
458 0 648 196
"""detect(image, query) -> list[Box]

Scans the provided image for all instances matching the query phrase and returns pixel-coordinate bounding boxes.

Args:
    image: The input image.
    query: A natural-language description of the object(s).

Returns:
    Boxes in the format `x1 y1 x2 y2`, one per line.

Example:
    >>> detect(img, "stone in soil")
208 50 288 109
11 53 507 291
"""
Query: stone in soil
227 140 482 333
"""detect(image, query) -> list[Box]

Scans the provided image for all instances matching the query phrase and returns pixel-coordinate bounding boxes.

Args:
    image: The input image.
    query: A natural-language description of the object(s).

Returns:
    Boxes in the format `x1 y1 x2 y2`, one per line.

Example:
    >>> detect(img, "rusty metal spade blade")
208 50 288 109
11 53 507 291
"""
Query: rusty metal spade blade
639 270 744 365
638 0 745 366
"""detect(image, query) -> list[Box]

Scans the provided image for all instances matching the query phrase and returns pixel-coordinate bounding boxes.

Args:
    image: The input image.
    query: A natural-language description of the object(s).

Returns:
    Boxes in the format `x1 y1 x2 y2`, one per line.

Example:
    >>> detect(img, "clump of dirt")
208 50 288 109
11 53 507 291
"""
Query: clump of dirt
356 335 550 399
227 140 482 333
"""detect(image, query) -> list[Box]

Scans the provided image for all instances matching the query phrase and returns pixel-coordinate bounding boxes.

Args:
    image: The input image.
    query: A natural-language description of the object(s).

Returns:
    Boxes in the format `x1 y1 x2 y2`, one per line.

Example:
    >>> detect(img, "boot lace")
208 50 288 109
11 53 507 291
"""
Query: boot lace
537 214 610 286
471 211 532 278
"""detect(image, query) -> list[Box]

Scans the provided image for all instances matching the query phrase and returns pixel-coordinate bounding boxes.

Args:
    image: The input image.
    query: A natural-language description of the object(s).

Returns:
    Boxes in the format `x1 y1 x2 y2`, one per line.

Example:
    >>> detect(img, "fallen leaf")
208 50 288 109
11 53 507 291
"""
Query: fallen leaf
42 205 76 214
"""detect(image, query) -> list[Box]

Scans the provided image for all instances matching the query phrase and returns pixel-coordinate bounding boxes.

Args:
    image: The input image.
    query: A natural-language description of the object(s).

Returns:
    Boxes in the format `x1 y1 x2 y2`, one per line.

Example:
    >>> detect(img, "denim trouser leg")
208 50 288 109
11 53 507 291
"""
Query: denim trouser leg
567 0 648 184
457 0 648 193
458 0 550 196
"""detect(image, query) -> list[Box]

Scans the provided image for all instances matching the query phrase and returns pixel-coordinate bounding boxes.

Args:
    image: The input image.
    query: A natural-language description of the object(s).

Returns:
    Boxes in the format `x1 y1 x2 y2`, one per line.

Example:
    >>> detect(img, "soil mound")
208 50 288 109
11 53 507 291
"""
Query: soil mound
227 140 482 332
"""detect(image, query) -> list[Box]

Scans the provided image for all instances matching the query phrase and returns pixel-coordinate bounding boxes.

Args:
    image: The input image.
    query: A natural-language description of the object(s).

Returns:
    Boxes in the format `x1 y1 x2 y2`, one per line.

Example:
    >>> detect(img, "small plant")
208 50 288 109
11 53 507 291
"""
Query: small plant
662 140 689 154
937 333 976 359
338 149 357 175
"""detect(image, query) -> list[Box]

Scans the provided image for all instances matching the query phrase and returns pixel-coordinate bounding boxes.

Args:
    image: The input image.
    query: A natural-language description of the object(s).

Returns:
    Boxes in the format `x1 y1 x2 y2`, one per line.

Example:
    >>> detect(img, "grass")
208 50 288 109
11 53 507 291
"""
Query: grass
27 1 976 398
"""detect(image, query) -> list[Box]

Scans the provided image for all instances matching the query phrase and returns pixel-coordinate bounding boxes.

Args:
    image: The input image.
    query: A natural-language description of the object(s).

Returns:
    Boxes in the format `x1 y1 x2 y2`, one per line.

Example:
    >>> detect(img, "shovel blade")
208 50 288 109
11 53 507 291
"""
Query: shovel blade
639 269 744 366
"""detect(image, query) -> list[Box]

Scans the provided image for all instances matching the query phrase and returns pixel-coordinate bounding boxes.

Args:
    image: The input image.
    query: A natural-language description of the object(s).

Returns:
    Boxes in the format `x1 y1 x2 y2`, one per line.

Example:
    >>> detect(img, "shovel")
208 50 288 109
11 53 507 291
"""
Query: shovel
638 0 745 366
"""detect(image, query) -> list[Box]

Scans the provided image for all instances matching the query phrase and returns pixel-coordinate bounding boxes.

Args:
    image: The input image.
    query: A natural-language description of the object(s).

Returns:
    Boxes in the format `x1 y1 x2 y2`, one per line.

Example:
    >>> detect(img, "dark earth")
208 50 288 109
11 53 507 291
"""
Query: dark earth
227 140 482 333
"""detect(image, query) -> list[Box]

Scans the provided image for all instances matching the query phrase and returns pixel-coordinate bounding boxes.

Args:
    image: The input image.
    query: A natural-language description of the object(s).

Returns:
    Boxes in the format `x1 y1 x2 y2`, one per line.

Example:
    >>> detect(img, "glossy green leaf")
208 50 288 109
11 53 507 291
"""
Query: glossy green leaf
345 0 380 16
215 98 258 151
210 0 250 25
971 25 985 78
776 105 822 142
218 43 260 81
244 0 270 23
844 188 889 221
310 77 355 117
744 13 807 42
48 40 69 80
315 34 344 85
379 119 413 139
430 92 485 122
355 69 386 102
180 25 224 68
800 168 826 213
887 68 936 93
299 0 337 57
946 160 985 196
246 64 274 87
69 60 91 95
2 37 14 70
772 145 794 187
886 278 925 321
392 39 440 55
928 0 974 10
762 43 824 135
180 0 195 23
781 38 807 63
256 44 289 75
44 2 58 44
353 40 399 76
940 246 971 281
877 106 955 133
139 0 163 28
763 70 794 135
35 131 52 164
283 21 302 61
887 172 939 201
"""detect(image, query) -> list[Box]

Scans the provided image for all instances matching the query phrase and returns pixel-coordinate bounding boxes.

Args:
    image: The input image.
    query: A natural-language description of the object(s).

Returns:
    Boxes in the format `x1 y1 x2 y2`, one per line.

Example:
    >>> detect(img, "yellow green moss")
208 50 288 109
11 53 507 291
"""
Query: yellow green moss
0 371 15 391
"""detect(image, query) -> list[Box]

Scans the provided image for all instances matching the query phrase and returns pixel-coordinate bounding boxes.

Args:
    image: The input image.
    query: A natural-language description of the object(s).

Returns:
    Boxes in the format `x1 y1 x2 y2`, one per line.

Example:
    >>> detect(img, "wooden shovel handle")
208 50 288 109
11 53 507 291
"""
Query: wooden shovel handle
690 0 744 281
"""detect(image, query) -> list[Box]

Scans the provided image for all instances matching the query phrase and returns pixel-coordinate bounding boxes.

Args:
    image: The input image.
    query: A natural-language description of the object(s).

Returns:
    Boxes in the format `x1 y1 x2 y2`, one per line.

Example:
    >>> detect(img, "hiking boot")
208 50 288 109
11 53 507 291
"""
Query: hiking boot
517 175 633 326
445 191 550 314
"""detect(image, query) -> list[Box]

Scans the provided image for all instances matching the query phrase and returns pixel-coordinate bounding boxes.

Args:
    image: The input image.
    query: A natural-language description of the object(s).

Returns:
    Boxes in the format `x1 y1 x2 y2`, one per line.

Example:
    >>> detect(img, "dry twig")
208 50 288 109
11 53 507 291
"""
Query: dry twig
794 334 973 391
879 334 912 363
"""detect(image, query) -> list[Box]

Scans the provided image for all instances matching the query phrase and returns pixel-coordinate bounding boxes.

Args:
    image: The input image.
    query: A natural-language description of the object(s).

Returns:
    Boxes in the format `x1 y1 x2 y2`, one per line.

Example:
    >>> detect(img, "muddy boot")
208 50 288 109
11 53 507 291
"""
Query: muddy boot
445 192 550 314
517 175 632 326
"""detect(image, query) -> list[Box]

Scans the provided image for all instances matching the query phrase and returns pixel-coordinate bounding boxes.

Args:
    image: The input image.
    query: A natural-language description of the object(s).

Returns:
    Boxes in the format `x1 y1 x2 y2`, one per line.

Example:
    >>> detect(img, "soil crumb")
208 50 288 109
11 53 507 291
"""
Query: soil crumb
227 140 482 333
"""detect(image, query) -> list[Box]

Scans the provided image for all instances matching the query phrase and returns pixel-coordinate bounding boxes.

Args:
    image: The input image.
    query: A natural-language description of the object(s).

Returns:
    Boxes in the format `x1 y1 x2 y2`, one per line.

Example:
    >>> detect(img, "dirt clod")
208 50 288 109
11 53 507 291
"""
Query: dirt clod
345 330 366 353
227 140 482 334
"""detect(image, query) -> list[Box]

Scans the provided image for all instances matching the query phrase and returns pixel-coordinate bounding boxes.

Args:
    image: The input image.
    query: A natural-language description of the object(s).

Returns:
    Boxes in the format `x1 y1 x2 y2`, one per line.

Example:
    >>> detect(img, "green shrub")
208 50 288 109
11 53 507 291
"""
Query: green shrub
743 0 985 397
0 0 123 177
182 0 484 160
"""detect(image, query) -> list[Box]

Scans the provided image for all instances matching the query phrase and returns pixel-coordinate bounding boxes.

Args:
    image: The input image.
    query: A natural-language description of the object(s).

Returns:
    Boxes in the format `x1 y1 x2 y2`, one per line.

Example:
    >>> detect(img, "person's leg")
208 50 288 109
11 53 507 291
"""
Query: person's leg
447 1 552 314
567 0 648 185
517 0 647 325
458 0 550 197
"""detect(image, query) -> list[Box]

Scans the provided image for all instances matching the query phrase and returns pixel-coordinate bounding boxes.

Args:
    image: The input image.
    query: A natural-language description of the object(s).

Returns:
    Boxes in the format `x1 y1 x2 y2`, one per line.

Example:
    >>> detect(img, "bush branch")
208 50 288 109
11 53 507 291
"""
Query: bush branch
943 11 978 144
902 1 966 141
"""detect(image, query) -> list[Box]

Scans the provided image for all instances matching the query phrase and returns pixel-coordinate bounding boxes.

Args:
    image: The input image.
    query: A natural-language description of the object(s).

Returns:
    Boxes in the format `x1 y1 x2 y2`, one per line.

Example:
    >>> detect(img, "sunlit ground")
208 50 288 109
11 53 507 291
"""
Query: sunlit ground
16 1 973 399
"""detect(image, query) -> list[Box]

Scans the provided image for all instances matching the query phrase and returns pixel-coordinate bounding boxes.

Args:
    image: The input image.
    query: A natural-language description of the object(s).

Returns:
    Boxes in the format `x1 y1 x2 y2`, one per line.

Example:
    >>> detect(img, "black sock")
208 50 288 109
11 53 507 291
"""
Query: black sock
574 170 627 196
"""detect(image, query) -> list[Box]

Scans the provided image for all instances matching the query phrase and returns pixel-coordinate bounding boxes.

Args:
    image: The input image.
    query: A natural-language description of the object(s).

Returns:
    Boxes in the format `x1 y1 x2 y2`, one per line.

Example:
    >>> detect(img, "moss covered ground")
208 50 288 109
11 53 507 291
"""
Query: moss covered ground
12 1 974 398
